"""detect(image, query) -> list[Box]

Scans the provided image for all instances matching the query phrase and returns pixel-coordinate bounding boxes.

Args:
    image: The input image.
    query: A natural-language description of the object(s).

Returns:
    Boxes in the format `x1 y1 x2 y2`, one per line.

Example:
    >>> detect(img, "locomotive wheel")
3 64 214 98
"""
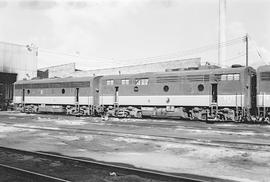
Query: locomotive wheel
265 117 270 124
201 113 207 120
136 111 142 118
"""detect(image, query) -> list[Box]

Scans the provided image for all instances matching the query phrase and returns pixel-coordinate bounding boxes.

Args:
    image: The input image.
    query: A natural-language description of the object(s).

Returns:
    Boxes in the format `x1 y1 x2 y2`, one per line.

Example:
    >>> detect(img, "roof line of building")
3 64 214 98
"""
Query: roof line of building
75 57 201 73
38 62 75 70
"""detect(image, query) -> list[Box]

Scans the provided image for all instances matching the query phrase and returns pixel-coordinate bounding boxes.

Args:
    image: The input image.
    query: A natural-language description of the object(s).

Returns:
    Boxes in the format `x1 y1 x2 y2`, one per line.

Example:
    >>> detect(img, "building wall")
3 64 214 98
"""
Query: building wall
68 58 201 77
38 63 75 79
0 42 38 80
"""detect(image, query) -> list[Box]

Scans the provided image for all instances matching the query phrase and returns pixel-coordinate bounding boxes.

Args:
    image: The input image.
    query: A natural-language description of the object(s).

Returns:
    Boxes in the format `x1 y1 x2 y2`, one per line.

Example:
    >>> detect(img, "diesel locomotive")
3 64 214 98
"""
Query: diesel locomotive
13 65 270 123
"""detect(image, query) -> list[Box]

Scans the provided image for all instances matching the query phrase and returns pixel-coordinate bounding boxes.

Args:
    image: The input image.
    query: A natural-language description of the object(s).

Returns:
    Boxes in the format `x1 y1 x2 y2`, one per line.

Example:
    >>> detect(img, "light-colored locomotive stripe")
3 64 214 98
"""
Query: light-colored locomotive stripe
14 96 22 104
257 94 270 107
100 95 245 107
218 95 245 107
14 95 245 107
14 96 93 105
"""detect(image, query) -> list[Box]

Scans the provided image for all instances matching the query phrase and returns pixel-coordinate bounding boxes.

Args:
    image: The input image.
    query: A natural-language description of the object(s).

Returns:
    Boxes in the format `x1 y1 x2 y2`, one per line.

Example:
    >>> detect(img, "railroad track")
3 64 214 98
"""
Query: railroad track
0 163 71 182
4 112 269 132
0 146 233 182
4 112 270 135
4 112 270 137
1 121 270 151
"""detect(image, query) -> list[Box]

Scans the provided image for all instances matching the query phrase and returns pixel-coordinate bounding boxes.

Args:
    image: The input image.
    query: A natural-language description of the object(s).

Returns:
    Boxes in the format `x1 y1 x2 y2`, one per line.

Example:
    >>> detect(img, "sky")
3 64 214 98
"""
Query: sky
0 0 269 70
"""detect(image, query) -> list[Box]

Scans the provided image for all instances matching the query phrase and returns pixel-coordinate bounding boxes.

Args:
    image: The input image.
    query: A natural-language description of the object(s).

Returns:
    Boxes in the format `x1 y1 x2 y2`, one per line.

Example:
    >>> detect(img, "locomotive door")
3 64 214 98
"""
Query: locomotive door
250 74 257 114
22 89 25 104
75 88 80 111
75 88 79 103
211 83 218 103
114 86 119 104
93 76 102 106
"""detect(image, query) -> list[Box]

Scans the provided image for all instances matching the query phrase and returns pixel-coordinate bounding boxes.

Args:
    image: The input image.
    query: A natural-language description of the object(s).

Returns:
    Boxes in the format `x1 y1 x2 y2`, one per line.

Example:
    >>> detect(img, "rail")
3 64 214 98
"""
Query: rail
0 146 234 182
1 120 270 151
0 163 71 182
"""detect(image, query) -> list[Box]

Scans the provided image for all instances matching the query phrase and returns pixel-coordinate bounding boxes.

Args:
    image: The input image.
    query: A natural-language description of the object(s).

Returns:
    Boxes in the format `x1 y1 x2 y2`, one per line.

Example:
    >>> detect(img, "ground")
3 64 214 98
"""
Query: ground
0 111 269 182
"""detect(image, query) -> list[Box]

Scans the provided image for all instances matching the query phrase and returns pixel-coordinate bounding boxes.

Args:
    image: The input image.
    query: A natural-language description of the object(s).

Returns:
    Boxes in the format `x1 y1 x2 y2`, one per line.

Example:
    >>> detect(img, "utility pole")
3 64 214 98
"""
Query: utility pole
218 0 226 67
245 34 249 67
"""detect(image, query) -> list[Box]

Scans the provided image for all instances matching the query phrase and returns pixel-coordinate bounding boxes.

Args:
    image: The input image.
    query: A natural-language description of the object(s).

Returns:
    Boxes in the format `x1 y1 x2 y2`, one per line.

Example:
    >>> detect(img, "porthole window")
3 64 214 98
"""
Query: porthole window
61 89 65 94
134 86 139 92
27 89 30 94
163 85 169 92
198 84 204 92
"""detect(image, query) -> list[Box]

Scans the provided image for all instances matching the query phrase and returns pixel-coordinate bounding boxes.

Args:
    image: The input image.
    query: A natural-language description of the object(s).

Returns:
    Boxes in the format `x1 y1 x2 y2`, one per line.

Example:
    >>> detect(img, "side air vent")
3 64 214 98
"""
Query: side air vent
14 84 23 89
15 81 90 89
260 72 270 81
156 76 179 83
187 75 210 82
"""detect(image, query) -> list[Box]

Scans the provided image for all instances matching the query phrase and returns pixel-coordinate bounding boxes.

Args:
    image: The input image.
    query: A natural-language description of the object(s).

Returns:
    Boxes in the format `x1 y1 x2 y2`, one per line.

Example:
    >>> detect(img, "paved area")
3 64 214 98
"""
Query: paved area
0 111 270 182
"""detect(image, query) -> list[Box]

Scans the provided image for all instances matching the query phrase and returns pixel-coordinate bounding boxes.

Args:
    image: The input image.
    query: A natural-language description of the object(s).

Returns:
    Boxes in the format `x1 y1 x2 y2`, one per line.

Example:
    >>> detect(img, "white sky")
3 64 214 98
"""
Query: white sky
0 0 270 70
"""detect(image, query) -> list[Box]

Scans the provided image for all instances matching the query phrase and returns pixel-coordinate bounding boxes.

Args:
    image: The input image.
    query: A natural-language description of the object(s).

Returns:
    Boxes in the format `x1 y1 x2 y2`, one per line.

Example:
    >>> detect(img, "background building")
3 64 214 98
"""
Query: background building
0 41 38 80
68 58 201 77
0 41 38 109
37 63 76 79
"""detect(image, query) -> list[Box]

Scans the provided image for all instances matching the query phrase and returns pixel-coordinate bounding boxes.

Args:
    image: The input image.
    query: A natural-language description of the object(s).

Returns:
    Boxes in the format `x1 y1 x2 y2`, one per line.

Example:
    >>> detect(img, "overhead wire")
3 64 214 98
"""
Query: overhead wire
116 36 246 63
37 36 247 65
38 48 109 62
222 54 246 63
248 35 268 65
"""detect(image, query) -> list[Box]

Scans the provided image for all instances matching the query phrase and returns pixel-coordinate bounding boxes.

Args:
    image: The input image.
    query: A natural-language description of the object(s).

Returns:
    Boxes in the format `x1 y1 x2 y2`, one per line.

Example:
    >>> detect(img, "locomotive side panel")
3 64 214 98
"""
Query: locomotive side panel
100 73 212 107
14 85 23 104
216 71 245 107
210 67 256 109
14 83 93 105
14 77 94 115
100 69 250 108
257 66 270 107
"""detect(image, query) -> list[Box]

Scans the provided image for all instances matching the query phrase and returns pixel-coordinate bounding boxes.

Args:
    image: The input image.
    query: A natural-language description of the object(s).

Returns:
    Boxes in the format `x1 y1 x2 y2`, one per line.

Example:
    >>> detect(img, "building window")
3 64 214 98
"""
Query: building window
163 85 169 92
135 78 149 85
198 84 204 91
27 89 30 94
62 89 65 94
121 79 129 85
106 80 114 85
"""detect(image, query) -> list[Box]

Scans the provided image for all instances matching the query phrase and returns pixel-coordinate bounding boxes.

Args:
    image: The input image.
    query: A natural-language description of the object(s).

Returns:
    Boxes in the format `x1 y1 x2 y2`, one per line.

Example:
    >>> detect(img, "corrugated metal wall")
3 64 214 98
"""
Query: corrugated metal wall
0 41 38 80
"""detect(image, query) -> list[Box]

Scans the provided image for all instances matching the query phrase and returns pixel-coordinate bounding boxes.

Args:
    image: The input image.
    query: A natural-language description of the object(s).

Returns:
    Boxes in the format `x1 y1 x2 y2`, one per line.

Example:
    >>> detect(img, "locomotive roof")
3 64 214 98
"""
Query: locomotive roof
15 76 93 84
15 66 254 85
257 65 270 72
